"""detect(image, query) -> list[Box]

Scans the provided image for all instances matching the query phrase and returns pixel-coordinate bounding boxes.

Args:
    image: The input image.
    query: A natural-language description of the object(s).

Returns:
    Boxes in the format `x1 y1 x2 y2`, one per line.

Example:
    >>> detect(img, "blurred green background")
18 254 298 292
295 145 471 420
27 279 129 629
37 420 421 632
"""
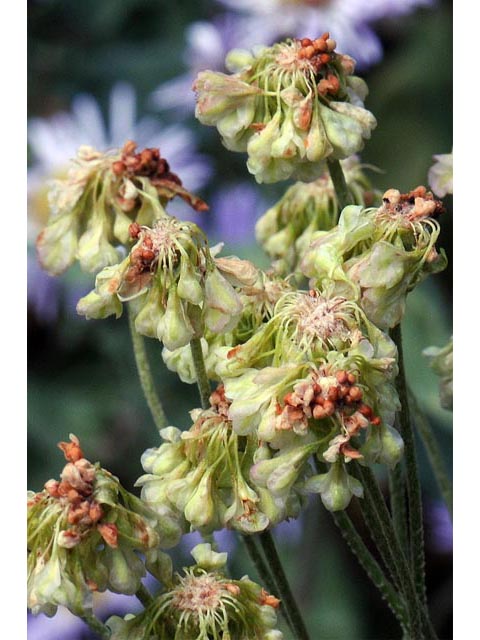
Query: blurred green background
28 1 452 638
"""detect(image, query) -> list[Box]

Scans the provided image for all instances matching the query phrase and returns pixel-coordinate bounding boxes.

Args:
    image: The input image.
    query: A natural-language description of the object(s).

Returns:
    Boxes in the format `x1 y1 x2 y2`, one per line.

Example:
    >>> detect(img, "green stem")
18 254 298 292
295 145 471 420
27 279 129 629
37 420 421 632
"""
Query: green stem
135 583 154 608
388 435 409 556
352 465 404 595
327 158 351 211
190 337 211 410
128 306 168 433
80 612 111 639
356 464 436 639
259 531 311 640
391 324 427 607
332 509 407 629
408 388 453 518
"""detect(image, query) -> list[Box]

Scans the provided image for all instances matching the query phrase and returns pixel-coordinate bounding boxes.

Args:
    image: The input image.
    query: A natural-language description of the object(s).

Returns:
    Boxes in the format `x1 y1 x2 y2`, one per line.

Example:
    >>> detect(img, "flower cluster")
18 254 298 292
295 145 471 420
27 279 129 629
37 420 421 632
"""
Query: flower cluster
162 267 293 383
27 435 181 617
216 288 401 511
137 385 305 534
194 35 376 183
76 218 254 351
301 186 447 329
107 543 283 640
36 141 207 276
255 155 380 275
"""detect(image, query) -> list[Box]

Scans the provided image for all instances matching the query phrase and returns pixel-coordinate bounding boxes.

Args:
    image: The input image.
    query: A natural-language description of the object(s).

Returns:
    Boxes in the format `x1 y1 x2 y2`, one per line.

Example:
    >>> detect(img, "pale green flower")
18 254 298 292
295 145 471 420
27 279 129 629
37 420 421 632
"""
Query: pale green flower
107 544 283 640
423 337 453 411
27 435 179 617
136 386 291 534
77 218 248 351
255 155 381 276
301 187 447 329
36 141 207 276
194 36 376 183
428 152 453 198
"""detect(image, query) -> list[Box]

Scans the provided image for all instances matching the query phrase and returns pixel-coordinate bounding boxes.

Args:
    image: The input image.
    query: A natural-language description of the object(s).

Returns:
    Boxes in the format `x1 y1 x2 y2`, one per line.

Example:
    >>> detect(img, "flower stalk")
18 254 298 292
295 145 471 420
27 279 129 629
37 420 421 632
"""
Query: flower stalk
259 531 311 640
80 612 111 639
327 158 352 211
190 336 212 409
391 325 427 607
128 306 168 432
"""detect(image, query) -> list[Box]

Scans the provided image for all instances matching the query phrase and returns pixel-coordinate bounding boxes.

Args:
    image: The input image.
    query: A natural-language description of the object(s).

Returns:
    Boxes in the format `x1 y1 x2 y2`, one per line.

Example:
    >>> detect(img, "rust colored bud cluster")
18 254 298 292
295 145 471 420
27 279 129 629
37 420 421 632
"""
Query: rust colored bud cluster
113 140 182 186
113 140 208 212
381 185 445 221
278 369 381 435
259 588 281 609
298 33 339 82
209 384 231 420
43 435 118 549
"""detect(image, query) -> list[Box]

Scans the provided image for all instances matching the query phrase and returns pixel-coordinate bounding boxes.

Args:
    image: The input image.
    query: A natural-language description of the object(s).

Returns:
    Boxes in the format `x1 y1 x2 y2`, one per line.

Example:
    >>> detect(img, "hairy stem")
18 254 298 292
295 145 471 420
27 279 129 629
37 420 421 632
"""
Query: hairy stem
391 324 427 607
190 337 211 409
135 583 154 609
332 509 407 629
408 389 453 518
327 158 351 212
128 306 168 432
388 442 409 556
259 531 311 640
356 464 437 639
80 612 111 639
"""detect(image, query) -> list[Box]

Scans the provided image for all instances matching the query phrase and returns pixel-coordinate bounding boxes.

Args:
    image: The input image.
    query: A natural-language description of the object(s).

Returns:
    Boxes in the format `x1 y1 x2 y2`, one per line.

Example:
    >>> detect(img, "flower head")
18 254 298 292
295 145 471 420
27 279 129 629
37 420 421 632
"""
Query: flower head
136 385 299 534
27 435 180 617
77 218 249 351
194 35 376 183
301 186 447 329
36 141 208 276
256 155 380 276
107 543 283 639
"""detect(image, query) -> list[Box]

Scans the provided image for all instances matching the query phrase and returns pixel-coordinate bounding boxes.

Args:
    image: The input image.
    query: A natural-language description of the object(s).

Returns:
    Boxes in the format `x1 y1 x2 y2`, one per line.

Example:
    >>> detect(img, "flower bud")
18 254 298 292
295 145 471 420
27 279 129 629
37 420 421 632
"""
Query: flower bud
304 460 363 511
156 286 195 350
361 422 404 469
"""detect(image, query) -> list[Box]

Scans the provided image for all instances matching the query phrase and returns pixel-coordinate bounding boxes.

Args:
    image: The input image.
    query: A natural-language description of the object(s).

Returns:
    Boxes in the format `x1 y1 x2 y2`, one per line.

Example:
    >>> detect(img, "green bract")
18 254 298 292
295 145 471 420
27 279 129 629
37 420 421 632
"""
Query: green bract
194 35 376 183
301 187 447 329
27 435 180 617
106 543 284 640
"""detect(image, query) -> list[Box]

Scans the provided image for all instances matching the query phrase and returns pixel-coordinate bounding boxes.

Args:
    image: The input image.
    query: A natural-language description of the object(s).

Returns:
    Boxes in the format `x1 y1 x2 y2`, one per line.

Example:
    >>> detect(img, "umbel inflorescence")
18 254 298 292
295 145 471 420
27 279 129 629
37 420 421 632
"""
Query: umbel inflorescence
29 25 451 640
194 34 376 183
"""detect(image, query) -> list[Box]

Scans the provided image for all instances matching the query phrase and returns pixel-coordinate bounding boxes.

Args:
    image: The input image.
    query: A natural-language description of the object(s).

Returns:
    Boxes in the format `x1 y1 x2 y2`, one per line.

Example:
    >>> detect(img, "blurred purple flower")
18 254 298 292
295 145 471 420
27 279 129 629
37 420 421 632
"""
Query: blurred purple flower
427 500 453 554
27 586 145 640
27 254 61 324
207 181 269 245
151 0 434 113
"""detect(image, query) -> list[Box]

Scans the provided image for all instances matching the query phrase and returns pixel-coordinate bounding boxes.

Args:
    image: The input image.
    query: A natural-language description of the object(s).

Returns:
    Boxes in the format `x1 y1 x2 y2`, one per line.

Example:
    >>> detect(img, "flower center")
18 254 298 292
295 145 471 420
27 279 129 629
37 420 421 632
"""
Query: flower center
172 573 225 614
